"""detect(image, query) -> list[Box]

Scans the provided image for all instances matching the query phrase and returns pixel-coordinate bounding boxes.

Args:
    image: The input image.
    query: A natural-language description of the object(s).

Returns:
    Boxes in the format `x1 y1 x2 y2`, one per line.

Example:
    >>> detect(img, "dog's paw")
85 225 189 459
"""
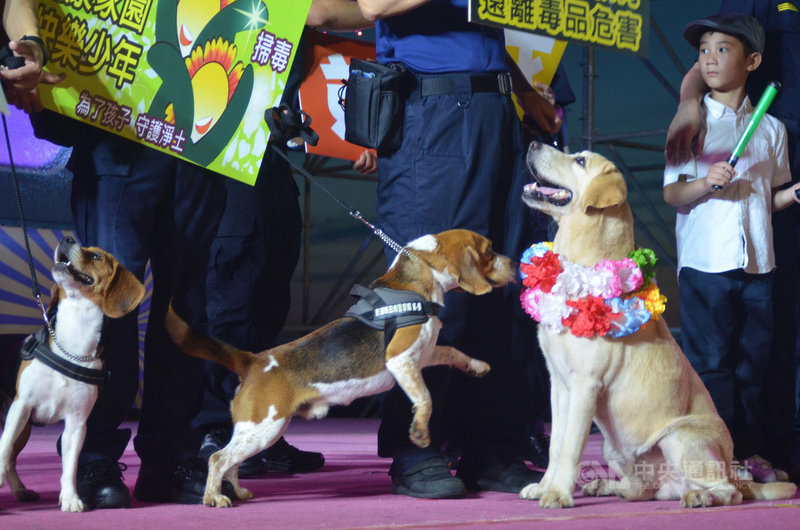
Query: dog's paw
14 487 40 502
519 482 544 500
681 488 713 508
582 479 605 497
59 492 86 512
233 485 253 501
582 478 620 497
408 422 431 448
539 488 575 508
203 493 233 508
467 359 491 378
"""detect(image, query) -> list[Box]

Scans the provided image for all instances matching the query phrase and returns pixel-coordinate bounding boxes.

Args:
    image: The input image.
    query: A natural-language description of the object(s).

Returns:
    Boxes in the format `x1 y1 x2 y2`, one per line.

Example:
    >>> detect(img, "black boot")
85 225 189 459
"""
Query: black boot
77 459 131 509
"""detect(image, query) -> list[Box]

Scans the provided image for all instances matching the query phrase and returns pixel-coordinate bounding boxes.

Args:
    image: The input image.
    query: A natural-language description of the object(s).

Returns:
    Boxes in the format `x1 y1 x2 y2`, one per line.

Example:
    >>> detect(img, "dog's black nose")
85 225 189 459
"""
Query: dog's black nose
529 140 542 152
62 236 76 245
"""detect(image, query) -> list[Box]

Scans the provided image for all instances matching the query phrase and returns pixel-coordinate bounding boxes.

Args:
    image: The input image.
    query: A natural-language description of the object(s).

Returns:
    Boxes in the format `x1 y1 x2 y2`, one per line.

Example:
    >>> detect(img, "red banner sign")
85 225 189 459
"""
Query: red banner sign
299 32 375 162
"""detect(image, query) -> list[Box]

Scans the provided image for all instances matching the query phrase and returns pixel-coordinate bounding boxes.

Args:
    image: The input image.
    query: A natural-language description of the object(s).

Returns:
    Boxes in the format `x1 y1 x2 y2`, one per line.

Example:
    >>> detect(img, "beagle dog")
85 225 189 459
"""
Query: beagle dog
0 237 145 512
165 229 515 507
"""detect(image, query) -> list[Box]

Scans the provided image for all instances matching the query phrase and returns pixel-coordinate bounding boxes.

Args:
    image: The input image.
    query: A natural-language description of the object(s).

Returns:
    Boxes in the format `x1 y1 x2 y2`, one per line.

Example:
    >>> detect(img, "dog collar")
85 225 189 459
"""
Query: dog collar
345 285 441 345
19 328 107 386
519 242 666 338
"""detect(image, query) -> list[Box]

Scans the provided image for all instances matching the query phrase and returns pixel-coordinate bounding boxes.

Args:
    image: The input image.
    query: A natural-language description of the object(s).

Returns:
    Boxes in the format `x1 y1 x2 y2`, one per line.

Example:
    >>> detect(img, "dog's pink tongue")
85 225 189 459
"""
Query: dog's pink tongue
536 186 562 196
526 182 561 196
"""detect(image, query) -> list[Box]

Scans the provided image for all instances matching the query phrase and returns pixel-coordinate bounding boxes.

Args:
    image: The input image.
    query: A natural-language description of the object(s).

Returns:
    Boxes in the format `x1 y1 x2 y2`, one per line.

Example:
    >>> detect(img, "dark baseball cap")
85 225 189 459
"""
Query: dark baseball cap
683 12 765 54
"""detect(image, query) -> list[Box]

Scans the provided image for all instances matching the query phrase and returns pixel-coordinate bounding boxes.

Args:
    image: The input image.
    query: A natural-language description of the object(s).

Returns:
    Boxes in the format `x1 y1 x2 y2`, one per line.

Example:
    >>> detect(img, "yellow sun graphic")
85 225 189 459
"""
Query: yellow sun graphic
184 37 244 142
176 0 236 56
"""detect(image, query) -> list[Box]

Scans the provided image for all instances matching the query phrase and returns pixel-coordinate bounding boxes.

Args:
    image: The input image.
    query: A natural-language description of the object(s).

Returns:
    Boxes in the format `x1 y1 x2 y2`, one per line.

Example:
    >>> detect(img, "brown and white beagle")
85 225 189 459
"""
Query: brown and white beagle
165 229 515 507
0 237 145 512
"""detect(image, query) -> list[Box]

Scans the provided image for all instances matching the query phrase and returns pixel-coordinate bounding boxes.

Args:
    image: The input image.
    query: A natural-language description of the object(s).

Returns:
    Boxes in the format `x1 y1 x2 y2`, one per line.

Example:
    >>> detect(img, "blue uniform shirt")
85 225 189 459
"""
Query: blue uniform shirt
720 0 800 121
375 0 508 73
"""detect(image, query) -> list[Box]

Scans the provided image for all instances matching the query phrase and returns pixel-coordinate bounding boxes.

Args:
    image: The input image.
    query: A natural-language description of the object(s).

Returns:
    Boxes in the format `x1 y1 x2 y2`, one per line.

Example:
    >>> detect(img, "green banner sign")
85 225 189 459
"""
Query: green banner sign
469 0 650 58
37 0 310 184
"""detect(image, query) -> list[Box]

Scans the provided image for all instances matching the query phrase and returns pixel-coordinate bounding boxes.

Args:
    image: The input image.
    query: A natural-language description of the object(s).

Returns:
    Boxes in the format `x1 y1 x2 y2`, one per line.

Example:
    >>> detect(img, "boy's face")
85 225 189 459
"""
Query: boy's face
697 31 760 94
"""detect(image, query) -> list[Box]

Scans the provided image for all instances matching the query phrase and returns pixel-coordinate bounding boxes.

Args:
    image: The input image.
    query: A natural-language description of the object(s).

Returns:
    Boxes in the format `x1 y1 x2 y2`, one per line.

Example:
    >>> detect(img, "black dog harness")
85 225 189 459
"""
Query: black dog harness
345 285 441 346
19 327 107 386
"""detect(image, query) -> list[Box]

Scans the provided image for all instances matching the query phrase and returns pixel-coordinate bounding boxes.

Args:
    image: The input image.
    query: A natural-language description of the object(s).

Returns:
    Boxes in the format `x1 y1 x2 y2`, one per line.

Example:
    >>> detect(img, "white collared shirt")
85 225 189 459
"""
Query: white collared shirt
664 93 791 274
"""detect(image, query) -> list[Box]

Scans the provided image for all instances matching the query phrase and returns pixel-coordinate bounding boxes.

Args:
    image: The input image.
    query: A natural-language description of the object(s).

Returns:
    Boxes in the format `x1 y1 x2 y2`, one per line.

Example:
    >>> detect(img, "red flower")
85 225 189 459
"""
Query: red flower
521 252 562 293
562 295 612 337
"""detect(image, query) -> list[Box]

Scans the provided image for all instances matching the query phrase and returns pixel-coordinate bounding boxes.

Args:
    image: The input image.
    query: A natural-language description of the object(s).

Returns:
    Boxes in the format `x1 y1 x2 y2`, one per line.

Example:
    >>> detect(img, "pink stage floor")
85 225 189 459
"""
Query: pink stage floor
1 418 798 529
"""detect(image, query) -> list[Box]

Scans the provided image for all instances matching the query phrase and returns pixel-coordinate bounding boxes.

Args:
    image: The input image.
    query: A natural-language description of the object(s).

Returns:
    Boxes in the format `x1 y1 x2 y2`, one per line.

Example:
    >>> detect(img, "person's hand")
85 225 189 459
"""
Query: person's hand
706 161 735 191
352 149 378 174
0 39 65 113
516 86 561 136
665 98 705 165
533 82 556 106
790 182 800 204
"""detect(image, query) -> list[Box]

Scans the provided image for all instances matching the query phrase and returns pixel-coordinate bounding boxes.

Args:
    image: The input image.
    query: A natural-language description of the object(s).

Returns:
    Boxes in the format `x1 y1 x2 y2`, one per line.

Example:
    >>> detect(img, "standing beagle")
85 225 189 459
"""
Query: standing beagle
165 229 515 507
0 237 145 512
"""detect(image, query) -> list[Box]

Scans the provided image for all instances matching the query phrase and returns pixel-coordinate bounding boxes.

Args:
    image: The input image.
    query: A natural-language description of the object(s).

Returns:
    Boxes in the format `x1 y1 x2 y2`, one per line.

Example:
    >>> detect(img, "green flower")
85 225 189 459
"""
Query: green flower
629 247 657 286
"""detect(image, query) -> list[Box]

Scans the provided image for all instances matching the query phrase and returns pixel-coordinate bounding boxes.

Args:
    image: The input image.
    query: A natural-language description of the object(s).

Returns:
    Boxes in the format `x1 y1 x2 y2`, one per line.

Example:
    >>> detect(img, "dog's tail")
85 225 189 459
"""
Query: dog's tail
165 303 254 376
737 480 797 501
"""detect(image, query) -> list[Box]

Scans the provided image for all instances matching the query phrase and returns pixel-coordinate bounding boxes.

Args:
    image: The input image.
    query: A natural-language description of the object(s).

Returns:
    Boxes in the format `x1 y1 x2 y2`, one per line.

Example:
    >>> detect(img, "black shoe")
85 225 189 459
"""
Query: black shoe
238 452 269 477
457 459 543 493
198 428 269 477
787 465 800 485
133 457 236 504
197 428 230 461
525 433 550 469
441 442 463 471
390 457 467 499
77 459 131 509
264 437 324 473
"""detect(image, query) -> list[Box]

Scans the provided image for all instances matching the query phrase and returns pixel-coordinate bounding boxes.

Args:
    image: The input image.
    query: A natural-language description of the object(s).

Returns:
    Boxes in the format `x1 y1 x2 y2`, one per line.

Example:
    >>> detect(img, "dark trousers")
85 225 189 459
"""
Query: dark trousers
193 148 302 431
765 113 800 467
764 209 800 465
68 136 225 468
679 267 773 459
375 72 546 470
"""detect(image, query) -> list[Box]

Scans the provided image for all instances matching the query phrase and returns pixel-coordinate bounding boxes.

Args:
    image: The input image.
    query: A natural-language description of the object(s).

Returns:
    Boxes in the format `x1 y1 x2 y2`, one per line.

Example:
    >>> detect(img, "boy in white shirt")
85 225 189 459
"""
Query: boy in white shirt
664 12 800 482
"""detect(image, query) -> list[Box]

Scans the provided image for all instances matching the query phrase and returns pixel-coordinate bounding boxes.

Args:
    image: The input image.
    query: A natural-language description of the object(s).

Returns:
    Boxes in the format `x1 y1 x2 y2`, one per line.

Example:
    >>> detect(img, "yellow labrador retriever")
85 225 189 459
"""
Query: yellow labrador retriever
518 141 796 508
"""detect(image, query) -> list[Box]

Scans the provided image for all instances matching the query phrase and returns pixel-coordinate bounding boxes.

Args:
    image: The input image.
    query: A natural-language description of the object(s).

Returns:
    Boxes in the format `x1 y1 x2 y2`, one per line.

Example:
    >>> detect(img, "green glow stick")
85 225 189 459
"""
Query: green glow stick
712 80 781 190
728 80 781 167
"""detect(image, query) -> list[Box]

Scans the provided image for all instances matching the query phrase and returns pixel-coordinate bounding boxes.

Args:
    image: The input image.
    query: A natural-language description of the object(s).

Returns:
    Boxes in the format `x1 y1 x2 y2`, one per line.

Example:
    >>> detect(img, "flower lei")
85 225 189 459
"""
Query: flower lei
519 242 667 338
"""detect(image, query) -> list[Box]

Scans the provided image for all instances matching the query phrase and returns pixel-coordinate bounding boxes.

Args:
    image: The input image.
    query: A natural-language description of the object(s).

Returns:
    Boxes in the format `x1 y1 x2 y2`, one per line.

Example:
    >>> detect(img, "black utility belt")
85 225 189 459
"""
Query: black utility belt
415 72 513 97
342 58 513 155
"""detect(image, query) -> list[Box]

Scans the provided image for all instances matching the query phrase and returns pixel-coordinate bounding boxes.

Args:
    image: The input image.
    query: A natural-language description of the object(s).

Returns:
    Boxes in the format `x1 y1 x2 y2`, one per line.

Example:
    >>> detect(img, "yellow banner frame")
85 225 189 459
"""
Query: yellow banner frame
36 0 311 185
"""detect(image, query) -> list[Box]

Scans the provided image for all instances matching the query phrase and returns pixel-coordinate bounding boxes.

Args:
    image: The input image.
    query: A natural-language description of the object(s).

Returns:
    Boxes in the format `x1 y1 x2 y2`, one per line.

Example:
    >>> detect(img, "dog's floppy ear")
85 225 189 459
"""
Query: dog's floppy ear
581 165 627 212
455 243 493 295
102 263 146 318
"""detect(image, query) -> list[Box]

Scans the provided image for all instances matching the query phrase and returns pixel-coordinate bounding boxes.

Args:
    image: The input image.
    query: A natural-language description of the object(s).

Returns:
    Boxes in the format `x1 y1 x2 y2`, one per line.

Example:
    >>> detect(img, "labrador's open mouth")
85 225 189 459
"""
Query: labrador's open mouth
523 175 573 207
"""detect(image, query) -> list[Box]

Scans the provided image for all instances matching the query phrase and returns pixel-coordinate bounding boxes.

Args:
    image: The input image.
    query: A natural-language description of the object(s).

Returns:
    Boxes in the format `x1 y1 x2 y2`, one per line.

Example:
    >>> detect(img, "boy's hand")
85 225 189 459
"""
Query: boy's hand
706 161 735 191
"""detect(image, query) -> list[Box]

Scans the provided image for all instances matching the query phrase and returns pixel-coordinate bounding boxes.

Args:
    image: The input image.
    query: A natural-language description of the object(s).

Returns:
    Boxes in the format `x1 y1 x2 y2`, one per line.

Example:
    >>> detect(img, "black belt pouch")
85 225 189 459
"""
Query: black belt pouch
343 58 411 155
